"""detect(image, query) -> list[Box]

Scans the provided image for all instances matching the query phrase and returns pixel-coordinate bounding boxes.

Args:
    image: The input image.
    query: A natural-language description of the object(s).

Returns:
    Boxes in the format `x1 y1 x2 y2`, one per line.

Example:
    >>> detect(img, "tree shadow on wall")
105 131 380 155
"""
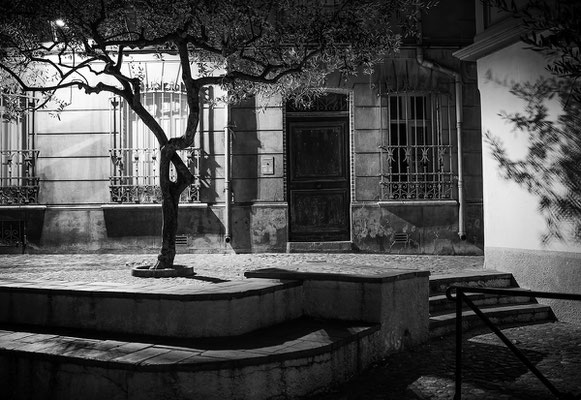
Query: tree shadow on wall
485 76 581 243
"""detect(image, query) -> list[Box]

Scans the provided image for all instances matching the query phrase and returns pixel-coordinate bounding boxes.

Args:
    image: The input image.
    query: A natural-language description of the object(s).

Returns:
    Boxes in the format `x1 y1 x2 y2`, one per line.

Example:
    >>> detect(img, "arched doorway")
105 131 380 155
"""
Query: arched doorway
286 92 351 242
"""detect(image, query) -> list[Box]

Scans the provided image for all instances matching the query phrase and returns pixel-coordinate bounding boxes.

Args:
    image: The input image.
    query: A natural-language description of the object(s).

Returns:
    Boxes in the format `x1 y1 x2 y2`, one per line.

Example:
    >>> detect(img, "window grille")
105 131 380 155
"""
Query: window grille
0 95 39 205
109 90 201 204
379 92 455 200
0 220 25 247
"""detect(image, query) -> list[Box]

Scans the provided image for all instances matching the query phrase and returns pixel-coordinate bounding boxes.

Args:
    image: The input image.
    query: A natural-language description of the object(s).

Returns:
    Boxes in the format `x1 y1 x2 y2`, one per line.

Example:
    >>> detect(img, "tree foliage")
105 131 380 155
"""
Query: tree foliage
0 0 437 267
0 0 435 113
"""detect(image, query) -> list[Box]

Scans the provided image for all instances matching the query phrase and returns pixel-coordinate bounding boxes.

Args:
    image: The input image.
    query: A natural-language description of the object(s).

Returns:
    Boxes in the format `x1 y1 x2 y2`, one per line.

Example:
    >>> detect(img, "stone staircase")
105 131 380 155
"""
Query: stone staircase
429 270 555 337
0 266 429 400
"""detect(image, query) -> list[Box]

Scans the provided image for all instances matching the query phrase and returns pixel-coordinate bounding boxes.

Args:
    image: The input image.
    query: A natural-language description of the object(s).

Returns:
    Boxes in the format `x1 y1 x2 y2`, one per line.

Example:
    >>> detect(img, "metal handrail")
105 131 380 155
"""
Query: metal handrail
445 285 581 400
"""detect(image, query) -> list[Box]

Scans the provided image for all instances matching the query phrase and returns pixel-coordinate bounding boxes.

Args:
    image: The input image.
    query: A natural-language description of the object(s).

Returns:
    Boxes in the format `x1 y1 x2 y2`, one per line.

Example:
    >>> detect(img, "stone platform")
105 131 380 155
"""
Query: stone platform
0 266 430 400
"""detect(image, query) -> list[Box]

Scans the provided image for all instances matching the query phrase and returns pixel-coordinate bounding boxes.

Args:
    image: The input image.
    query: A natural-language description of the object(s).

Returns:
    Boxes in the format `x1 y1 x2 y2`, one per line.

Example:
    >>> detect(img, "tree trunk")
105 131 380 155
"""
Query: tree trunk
155 185 180 270
152 145 193 270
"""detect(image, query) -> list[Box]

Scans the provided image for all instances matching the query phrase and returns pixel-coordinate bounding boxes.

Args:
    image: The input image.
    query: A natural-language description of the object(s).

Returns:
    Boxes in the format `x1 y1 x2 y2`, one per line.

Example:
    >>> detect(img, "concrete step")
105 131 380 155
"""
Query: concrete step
286 241 354 253
429 289 535 314
429 303 554 338
0 318 379 400
429 270 514 295
0 278 303 338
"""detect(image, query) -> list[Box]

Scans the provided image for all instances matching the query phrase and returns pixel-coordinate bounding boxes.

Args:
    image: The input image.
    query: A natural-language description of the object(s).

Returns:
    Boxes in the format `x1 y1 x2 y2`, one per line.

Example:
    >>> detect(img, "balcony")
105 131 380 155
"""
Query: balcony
108 147 201 204
0 150 40 205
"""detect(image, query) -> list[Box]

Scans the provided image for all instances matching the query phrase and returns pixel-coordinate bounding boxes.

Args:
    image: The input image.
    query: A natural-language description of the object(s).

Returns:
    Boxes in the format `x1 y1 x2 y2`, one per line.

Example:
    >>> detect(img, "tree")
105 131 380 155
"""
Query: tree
485 0 581 242
0 0 436 269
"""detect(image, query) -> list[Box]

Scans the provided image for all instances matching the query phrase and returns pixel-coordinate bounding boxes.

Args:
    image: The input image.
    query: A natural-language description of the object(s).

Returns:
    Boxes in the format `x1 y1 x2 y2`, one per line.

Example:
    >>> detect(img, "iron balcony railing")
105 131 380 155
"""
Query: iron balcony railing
446 285 581 400
0 149 40 205
379 144 454 200
109 147 201 204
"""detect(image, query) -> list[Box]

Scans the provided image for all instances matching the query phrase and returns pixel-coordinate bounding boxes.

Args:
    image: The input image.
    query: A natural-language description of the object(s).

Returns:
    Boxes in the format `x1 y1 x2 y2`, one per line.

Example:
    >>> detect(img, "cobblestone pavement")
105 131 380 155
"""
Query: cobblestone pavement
0 253 484 285
1 253 579 399
309 322 581 400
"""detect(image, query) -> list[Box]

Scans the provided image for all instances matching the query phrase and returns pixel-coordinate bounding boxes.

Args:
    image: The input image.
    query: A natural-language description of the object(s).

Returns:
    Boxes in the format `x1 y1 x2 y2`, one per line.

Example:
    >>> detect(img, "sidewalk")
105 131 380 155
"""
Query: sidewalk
0 253 484 284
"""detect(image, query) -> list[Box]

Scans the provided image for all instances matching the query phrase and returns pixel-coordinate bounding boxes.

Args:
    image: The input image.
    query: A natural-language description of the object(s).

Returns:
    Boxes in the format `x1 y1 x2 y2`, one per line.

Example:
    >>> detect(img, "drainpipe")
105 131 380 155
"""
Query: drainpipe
224 101 232 244
416 47 466 240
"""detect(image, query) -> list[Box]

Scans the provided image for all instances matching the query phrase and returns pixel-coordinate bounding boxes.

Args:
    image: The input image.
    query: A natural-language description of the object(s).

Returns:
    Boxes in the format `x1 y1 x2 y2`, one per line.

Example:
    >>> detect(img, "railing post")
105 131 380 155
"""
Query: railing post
449 286 581 400
454 287 463 400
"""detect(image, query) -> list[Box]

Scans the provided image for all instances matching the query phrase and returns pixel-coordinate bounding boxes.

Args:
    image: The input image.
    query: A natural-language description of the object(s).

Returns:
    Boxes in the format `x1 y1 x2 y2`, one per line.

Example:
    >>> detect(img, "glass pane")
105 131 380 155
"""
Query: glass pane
389 97 403 120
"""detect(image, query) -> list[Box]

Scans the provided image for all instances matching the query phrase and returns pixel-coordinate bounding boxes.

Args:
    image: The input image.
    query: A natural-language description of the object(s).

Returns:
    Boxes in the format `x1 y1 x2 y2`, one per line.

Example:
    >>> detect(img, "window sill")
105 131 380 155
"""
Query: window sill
377 200 457 207
0 205 47 210
102 203 209 210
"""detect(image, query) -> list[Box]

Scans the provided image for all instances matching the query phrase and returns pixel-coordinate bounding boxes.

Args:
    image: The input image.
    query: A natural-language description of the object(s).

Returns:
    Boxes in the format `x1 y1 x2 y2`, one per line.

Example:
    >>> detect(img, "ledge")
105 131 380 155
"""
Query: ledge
0 319 379 372
453 17 528 61
101 203 209 209
0 278 302 301
245 266 430 283
0 205 47 210
377 200 458 207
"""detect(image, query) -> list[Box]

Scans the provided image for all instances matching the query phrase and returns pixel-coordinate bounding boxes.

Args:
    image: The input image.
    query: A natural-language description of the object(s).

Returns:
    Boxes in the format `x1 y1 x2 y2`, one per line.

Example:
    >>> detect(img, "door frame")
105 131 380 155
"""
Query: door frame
284 90 354 243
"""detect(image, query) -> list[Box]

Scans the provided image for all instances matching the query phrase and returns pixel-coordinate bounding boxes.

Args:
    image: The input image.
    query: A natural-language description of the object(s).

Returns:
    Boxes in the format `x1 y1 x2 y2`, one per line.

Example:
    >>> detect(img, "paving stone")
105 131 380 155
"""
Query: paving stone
110 347 172 364
140 349 199 365
307 322 581 400
0 253 484 286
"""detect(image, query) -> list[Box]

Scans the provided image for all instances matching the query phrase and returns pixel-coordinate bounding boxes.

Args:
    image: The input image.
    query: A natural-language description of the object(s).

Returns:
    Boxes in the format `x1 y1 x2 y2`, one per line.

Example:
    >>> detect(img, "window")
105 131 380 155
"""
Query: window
109 88 201 203
0 94 39 205
379 92 455 200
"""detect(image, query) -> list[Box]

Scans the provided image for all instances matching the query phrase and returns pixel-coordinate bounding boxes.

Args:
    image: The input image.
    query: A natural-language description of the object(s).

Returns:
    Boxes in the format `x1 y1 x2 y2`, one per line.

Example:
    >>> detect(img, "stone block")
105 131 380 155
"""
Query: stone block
96 296 146 334
354 129 383 152
462 106 482 130
379 277 429 350
272 285 304 323
354 176 381 201
354 83 380 107
231 107 282 131
304 280 382 322
37 156 109 181
200 130 225 154
231 154 284 179
36 108 110 134
232 130 283 154
282 352 335 397
354 107 381 130
0 293 10 322
40 180 110 204
36 134 109 158
355 153 381 176
11 292 48 325
50 293 97 329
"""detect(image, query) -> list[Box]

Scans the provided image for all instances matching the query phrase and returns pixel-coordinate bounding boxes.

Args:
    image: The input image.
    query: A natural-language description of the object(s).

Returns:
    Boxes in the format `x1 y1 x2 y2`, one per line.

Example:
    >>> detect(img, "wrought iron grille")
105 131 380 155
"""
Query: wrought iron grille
0 95 39 205
0 220 25 247
379 92 455 200
109 147 201 204
109 89 201 204
286 92 349 113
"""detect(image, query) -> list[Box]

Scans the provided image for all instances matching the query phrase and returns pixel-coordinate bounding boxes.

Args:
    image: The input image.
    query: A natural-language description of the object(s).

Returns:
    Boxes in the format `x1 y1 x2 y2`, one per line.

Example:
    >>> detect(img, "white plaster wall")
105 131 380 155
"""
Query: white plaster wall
478 42 581 254
478 41 581 323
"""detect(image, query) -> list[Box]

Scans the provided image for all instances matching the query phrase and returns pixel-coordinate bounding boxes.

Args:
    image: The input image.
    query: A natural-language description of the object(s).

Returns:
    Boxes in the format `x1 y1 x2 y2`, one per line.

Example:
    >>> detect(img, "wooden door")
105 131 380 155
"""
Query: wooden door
287 117 350 241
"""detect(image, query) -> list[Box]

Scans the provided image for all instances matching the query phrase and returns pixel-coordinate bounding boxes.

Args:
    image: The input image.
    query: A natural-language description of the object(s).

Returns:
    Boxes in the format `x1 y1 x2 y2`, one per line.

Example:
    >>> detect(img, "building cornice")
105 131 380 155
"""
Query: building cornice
453 17 528 62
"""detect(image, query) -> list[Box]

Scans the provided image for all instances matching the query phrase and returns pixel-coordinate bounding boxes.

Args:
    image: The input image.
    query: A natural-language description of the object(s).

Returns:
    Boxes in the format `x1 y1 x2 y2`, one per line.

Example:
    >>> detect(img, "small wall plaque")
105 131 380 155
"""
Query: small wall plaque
261 157 275 175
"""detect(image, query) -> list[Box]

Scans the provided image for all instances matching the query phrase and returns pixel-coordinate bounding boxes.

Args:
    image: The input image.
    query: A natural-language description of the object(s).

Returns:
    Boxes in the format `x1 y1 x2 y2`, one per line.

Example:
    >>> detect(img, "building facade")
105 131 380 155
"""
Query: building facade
455 0 581 323
0 1 483 256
